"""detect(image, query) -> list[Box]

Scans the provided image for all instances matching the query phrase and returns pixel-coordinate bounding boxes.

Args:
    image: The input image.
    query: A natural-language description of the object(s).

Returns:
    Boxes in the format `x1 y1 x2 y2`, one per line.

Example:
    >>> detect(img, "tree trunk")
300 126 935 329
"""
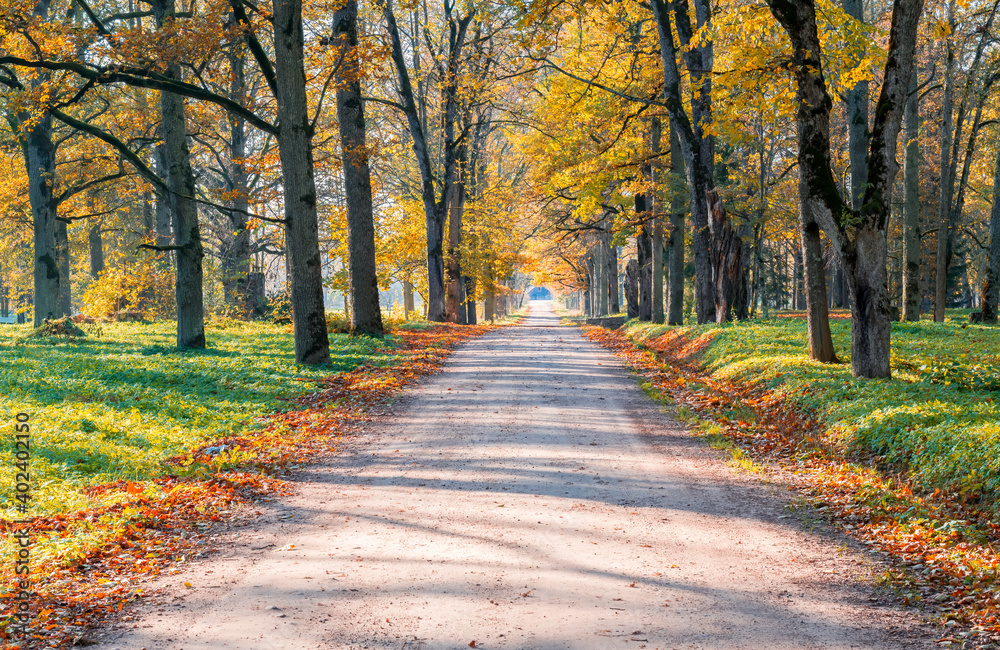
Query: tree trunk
19 1 66 325
55 219 70 315
274 0 331 362
333 0 384 337
221 43 252 314
605 231 619 314
637 194 653 321
847 224 891 376
651 116 664 324
465 276 477 324
598 242 609 316
902 69 921 321
485 290 496 321
403 278 415 318
668 125 685 325
707 188 743 323
768 0 923 378
799 195 837 361
22 115 60 325
89 224 104 278
624 259 640 318
982 147 1000 323
445 152 466 323
934 10 955 322
153 0 206 348
844 0 868 213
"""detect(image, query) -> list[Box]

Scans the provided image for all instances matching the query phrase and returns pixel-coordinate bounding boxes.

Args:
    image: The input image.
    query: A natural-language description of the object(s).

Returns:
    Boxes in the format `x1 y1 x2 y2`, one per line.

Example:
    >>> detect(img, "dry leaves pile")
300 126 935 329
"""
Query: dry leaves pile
585 325 1000 646
0 323 493 649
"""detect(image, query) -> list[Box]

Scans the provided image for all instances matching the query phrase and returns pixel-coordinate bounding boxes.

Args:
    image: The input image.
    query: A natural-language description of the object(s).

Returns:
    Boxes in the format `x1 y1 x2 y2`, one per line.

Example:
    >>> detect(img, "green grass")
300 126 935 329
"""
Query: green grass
624 310 1000 508
0 320 394 519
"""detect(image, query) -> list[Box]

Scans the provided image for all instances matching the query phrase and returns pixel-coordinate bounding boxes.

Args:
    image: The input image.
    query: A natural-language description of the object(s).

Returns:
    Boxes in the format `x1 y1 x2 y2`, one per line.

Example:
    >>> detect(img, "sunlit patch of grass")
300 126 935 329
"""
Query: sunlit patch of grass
623 312 1000 509
0 320 394 520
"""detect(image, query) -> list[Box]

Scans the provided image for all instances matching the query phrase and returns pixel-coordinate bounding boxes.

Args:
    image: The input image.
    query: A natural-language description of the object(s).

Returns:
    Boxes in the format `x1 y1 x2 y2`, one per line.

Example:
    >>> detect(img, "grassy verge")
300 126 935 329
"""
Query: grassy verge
0 320 493 647
585 314 1000 643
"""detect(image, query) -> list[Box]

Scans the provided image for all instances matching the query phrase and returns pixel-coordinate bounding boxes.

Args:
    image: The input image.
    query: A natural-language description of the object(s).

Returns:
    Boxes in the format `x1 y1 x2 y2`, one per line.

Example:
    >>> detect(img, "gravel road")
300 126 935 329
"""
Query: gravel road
98 301 936 649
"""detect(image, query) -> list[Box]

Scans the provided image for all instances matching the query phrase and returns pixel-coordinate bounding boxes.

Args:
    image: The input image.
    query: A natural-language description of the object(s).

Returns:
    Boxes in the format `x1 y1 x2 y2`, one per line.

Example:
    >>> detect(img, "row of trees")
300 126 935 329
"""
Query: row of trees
526 0 1000 379
0 0 531 363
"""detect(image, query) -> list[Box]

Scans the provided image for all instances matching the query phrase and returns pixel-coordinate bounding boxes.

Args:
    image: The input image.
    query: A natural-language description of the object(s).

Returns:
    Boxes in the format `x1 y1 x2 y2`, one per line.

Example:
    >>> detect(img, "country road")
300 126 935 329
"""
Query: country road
98 301 934 649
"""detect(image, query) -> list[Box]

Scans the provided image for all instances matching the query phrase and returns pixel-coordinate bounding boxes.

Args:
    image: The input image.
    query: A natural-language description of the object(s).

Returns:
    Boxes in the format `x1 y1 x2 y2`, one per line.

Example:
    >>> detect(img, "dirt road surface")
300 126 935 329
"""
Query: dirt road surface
98 302 935 649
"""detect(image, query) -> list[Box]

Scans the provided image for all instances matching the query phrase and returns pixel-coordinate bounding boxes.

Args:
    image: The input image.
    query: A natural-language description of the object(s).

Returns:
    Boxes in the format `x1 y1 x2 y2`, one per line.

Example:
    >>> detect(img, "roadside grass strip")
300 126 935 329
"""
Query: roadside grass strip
585 317 1000 645
0 321 494 648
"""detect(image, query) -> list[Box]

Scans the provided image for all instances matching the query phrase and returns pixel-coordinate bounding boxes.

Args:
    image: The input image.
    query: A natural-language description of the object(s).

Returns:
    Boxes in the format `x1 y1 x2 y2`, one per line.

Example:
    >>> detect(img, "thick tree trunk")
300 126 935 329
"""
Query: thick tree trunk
153 145 173 264
333 0 384 337
274 0 331 362
846 225 891 376
89 225 104 278
982 148 1000 323
707 188 743 323
24 114 60 326
902 70 921 321
768 0 923 378
154 0 205 348
668 125 685 325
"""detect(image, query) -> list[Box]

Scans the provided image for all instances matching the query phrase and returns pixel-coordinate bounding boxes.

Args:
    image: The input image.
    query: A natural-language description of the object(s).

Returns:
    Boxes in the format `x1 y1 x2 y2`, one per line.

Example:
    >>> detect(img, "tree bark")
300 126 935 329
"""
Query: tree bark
465 276 477 324
768 0 923 378
799 191 837 361
624 259 639 319
605 230 619 314
89 224 104 278
445 151 467 323
668 124 685 325
154 0 205 348
274 0 331 362
636 190 653 321
24 112 60 326
651 116 664 324
844 0 868 212
902 69 921 321
403 278 415 318
333 0 384 337
707 188 743 324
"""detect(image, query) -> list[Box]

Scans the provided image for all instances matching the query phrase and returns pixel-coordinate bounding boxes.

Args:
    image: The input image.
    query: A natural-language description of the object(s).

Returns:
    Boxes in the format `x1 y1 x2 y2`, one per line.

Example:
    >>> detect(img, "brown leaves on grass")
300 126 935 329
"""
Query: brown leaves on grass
0 323 493 649
585 325 1000 640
